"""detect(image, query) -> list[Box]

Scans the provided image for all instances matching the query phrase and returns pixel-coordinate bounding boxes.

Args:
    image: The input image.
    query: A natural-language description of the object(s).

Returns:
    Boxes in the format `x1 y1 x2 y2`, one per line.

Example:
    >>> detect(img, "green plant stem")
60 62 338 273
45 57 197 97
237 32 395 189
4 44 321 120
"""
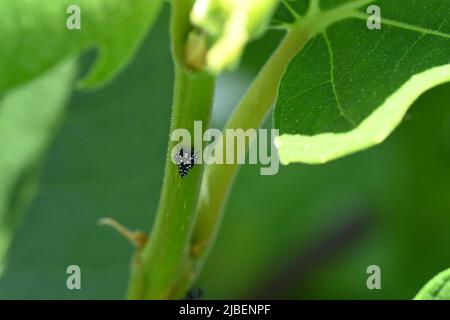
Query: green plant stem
127 0 215 299
169 24 313 298
127 67 215 300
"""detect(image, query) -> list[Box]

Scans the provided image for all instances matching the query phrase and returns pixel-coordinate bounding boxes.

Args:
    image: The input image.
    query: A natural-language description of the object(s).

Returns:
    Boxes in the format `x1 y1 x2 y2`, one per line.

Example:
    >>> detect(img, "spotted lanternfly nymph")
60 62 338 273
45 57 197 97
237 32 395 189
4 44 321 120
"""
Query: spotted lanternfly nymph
174 147 196 178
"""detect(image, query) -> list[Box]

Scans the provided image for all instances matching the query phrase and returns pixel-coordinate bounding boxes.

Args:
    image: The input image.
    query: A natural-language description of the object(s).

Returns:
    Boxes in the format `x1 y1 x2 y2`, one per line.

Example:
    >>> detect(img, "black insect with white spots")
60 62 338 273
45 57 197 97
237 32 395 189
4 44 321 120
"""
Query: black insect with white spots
174 147 196 178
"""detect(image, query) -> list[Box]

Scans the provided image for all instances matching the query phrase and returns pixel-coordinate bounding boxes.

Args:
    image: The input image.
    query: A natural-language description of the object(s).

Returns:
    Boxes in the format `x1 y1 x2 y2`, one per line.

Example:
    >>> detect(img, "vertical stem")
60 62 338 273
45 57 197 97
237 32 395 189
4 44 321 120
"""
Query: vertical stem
127 0 215 299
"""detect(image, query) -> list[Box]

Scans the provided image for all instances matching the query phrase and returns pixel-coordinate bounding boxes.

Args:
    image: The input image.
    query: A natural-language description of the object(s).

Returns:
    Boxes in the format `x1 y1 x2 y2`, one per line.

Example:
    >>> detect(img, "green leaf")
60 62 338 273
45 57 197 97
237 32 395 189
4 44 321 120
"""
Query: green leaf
274 0 450 165
415 268 450 300
0 0 163 91
0 59 77 274
190 0 279 72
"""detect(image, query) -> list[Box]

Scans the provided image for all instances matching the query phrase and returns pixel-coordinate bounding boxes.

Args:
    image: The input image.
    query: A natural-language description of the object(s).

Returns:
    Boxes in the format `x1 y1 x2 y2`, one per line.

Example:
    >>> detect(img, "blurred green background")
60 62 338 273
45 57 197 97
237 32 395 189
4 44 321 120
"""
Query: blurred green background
0 7 449 299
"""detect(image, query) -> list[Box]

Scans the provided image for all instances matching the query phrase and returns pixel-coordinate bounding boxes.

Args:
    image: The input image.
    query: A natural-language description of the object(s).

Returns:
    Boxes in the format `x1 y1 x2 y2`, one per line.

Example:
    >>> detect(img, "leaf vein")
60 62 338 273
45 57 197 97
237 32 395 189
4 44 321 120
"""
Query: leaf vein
394 32 426 70
284 80 331 105
323 31 356 128
352 12 450 39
